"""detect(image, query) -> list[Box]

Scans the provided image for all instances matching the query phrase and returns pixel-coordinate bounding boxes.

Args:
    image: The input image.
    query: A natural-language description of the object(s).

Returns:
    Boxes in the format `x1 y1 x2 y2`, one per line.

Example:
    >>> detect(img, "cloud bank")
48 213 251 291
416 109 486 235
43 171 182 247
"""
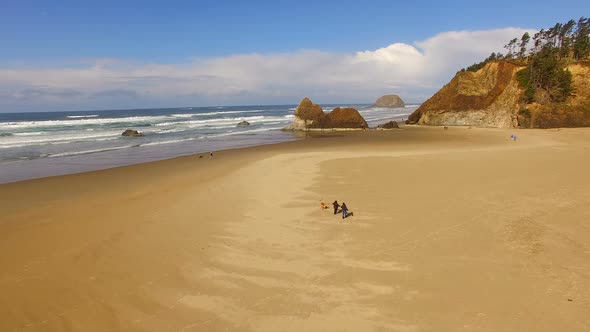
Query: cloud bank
0 28 531 112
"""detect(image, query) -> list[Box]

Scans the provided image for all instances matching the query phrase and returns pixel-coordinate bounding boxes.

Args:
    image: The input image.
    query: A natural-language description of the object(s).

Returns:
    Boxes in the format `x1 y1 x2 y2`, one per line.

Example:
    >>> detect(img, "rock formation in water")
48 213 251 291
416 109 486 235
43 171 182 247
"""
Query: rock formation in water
287 97 325 130
377 121 400 129
121 129 144 137
372 95 405 107
320 107 368 129
285 98 368 130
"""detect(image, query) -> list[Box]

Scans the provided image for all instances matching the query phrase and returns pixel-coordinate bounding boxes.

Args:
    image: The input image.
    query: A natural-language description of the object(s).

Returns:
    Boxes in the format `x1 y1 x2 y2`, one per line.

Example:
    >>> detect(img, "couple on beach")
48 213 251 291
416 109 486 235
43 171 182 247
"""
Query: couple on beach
332 200 352 219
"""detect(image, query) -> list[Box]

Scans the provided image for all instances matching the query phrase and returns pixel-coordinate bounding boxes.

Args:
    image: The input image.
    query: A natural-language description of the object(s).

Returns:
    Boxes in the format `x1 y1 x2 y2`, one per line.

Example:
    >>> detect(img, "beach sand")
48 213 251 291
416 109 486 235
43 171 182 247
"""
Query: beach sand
1 126 589 331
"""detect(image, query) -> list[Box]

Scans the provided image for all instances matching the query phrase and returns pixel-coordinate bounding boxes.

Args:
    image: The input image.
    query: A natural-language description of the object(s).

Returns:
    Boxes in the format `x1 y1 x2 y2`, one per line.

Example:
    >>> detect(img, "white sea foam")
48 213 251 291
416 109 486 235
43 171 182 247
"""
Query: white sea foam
170 110 263 118
66 114 99 119
0 115 170 130
140 138 197 147
156 128 189 134
207 126 284 138
13 131 47 136
156 115 284 128
170 114 196 118
48 145 136 158
0 131 121 148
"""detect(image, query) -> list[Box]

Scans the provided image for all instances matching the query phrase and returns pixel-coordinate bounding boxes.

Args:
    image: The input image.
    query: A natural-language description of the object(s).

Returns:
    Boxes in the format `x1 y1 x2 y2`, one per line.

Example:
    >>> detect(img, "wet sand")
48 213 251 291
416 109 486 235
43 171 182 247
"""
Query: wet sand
1 126 589 331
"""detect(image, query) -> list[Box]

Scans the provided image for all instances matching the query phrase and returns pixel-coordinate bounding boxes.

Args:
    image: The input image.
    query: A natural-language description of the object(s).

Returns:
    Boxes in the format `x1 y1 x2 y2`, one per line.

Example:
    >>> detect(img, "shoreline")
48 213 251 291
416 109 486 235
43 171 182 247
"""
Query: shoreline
0 105 413 184
0 122 407 185
0 130 300 185
2 126 589 331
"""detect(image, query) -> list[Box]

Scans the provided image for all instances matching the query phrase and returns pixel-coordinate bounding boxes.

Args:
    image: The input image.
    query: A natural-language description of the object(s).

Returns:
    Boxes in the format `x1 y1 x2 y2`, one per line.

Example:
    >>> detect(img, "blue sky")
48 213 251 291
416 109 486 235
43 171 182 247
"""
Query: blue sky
0 0 589 112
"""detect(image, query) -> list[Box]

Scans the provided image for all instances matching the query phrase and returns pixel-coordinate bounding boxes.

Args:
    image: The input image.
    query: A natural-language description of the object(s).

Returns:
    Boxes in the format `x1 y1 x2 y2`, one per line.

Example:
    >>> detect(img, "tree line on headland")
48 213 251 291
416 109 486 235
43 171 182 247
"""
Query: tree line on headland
461 17 590 104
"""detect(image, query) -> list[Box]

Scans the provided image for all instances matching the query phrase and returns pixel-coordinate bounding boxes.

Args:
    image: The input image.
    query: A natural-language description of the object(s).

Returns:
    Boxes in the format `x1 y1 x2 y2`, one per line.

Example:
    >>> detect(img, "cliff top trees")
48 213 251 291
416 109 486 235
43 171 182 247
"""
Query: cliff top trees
462 17 589 103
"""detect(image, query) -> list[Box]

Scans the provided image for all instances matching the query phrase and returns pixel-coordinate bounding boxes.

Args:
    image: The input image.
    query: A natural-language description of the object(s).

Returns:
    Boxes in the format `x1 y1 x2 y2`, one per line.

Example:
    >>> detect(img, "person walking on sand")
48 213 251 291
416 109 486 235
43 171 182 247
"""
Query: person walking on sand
341 202 348 219
332 200 340 215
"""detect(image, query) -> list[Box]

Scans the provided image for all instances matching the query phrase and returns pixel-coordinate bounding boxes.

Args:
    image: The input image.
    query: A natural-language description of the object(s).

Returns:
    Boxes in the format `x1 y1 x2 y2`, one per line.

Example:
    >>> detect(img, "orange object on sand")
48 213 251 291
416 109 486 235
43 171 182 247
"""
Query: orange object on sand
320 202 328 209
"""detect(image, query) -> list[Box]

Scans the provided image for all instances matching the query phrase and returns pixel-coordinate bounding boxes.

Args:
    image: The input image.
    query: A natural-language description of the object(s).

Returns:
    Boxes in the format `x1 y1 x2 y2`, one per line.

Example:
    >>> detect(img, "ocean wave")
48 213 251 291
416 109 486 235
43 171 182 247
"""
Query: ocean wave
156 128 188 134
0 131 121 148
170 110 264 118
140 137 197 147
170 114 197 118
0 115 171 130
48 145 137 158
0 132 13 137
13 131 47 136
186 117 291 129
66 114 99 119
207 126 284 138
155 115 276 128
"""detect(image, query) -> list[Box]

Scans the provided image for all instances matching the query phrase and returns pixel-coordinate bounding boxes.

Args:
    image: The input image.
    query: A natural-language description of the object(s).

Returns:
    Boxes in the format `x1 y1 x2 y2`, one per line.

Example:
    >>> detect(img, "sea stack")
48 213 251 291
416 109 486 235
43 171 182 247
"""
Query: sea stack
372 95 405 108
288 97 325 130
377 121 400 129
284 97 368 130
121 129 144 137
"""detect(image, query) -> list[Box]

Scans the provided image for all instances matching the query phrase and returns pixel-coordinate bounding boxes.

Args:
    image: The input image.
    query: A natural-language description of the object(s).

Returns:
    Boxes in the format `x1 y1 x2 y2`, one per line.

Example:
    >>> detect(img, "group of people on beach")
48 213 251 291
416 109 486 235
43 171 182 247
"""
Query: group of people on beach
321 200 352 219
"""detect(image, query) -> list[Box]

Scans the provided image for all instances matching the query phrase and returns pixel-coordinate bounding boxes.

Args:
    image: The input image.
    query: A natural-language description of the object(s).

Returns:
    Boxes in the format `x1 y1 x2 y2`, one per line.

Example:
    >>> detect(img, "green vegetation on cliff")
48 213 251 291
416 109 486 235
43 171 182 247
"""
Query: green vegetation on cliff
463 18 589 101
460 17 590 128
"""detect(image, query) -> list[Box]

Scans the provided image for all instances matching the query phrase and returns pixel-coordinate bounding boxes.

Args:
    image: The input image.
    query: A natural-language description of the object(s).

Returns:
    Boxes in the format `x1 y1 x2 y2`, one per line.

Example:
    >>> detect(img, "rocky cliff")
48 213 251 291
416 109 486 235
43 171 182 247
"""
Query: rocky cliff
372 95 405 107
407 60 590 128
407 61 523 128
518 62 590 128
285 98 368 130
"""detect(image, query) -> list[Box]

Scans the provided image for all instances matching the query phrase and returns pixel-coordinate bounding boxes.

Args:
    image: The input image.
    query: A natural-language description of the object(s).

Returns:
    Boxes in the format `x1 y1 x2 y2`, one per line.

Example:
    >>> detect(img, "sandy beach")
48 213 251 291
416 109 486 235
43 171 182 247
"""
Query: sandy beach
1 125 589 332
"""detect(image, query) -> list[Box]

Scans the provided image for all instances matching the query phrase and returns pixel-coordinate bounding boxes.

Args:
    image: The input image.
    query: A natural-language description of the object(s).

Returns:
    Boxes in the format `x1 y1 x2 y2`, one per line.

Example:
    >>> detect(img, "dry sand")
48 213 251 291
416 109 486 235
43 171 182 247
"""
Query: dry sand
1 126 589 331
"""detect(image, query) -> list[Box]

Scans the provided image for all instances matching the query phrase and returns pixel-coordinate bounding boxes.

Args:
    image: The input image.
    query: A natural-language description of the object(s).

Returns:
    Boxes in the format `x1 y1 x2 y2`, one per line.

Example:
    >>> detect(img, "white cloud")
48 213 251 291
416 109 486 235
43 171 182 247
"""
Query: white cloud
0 27 533 112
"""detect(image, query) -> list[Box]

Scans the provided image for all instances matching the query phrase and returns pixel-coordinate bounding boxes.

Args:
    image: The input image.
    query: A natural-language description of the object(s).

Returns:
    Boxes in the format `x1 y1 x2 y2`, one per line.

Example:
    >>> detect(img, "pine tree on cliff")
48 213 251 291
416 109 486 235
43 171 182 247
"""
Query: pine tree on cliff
504 38 519 59
463 17 590 104
573 17 590 60
518 32 531 60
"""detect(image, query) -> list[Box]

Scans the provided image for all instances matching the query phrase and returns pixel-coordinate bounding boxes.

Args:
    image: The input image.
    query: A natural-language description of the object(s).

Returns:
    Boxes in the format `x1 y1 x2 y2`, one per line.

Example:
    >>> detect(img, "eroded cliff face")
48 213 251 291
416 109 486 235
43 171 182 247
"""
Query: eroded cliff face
408 61 524 128
568 62 590 105
409 60 590 128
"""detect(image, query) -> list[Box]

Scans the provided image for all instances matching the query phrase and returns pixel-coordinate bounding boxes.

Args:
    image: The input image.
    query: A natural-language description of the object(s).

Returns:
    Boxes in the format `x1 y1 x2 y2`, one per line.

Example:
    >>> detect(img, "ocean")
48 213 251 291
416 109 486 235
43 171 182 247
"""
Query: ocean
0 104 417 183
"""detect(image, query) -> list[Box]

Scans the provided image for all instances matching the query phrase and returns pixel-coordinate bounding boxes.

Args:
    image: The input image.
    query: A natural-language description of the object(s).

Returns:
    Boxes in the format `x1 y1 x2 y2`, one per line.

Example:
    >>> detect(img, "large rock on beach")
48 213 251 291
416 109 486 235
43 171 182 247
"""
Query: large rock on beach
284 98 368 130
121 129 144 137
287 97 325 130
377 120 399 129
372 95 405 108
321 107 368 129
